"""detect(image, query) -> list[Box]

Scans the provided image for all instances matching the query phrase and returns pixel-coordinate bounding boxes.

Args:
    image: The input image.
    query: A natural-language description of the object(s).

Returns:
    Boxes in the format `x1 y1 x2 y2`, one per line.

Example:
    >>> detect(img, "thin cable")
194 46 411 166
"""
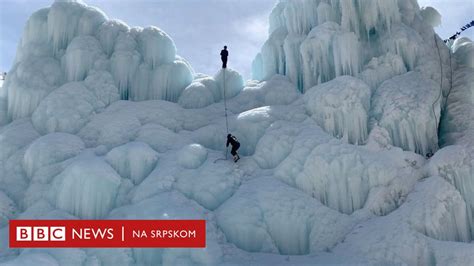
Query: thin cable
445 45 454 107
223 69 229 159
433 35 443 132
223 69 229 134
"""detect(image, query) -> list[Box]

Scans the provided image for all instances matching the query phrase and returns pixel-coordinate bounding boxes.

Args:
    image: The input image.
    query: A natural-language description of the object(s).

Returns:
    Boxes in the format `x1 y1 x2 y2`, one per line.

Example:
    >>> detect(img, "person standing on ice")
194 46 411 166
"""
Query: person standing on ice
220 46 228 68
226 133 240 162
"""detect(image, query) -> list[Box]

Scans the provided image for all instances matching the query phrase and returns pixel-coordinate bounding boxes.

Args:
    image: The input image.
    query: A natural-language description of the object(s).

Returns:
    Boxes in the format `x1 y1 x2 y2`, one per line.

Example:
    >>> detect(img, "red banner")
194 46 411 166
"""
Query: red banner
9 220 206 248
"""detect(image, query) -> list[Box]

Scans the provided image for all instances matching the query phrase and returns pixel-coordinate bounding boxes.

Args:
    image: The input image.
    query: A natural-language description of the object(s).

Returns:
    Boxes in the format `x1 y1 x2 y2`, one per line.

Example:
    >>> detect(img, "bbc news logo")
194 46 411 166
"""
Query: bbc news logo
10 220 206 248
16 226 66 241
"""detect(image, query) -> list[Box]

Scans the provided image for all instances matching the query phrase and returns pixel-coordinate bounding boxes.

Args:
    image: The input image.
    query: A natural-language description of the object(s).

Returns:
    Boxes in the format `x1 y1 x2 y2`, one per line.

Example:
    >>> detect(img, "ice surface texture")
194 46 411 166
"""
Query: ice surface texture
1 0 474 265
305 76 371 144
2 1 193 124
253 0 454 156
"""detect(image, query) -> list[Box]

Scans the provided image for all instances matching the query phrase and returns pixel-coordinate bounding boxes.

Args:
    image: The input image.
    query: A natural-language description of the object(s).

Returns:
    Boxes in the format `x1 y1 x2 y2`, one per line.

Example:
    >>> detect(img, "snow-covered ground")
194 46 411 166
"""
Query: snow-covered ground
0 0 473 265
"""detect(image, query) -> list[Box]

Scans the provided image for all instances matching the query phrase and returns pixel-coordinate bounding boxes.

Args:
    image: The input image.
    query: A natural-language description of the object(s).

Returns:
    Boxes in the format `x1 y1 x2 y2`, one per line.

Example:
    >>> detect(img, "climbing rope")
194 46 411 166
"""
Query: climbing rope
223 69 229 134
213 68 231 163
223 69 229 159
444 45 454 108
433 35 443 132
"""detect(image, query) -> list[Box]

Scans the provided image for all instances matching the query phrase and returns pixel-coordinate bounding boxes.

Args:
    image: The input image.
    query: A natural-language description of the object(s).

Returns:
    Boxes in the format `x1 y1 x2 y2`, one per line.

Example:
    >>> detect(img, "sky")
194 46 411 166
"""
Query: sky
0 0 473 79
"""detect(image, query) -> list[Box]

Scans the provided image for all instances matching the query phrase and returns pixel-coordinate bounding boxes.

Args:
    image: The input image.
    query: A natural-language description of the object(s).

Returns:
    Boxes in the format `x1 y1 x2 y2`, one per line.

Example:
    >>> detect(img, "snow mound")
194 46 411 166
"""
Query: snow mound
420 7 441 28
177 144 208 169
371 71 441 155
54 156 121 218
216 177 355 255
6 58 62 121
214 68 244 99
452 37 474 68
78 110 141 149
428 145 474 238
305 76 371 144
174 155 242 210
358 53 407 90
294 141 422 215
23 133 85 178
32 75 119 134
406 176 471 242
105 141 158 184
135 123 189 152
230 75 300 111
253 121 296 169
178 79 216 109
334 176 471 265
137 26 176 68
109 192 222 265
63 36 106 81
177 70 249 109
0 119 40 161
136 59 193 102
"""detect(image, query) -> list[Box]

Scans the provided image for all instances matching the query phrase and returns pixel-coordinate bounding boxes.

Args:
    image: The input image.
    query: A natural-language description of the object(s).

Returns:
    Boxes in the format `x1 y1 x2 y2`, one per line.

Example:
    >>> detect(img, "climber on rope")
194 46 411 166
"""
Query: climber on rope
226 133 240 162
220 46 228 69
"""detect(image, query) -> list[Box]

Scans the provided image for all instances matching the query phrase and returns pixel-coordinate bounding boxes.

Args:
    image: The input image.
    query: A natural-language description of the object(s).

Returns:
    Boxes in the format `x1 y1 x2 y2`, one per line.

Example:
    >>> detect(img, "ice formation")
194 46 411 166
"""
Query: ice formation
216 177 355 255
32 73 120 134
177 68 243 109
253 0 404 92
420 6 442 28
1 0 474 265
371 71 441 155
299 22 360 91
428 146 474 239
54 155 122 219
305 76 371 144
23 133 85 178
452 37 474 68
177 144 208 169
105 141 158 184
1 0 194 124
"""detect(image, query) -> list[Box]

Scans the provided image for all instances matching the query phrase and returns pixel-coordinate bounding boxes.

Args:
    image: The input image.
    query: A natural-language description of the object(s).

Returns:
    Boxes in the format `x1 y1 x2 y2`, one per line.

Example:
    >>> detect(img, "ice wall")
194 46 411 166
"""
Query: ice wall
300 22 360 91
371 71 441 155
253 0 444 97
254 0 407 92
305 76 371 144
429 146 474 239
2 1 194 124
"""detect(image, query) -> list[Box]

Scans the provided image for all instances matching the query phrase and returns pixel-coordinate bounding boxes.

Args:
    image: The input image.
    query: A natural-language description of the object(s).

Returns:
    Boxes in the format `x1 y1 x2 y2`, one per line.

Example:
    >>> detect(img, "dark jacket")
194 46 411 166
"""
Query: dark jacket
220 49 228 59
226 135 239 147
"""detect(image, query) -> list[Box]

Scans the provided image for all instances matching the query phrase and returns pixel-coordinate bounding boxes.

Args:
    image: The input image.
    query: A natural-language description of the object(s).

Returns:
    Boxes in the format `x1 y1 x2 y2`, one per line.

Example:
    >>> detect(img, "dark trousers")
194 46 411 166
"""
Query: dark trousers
222 58 227 68
231 143 240 156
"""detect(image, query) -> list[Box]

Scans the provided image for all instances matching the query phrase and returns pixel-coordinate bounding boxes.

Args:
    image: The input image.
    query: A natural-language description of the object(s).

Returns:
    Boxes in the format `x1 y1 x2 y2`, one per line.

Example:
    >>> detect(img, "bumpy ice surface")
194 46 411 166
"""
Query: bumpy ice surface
1 0 473 265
